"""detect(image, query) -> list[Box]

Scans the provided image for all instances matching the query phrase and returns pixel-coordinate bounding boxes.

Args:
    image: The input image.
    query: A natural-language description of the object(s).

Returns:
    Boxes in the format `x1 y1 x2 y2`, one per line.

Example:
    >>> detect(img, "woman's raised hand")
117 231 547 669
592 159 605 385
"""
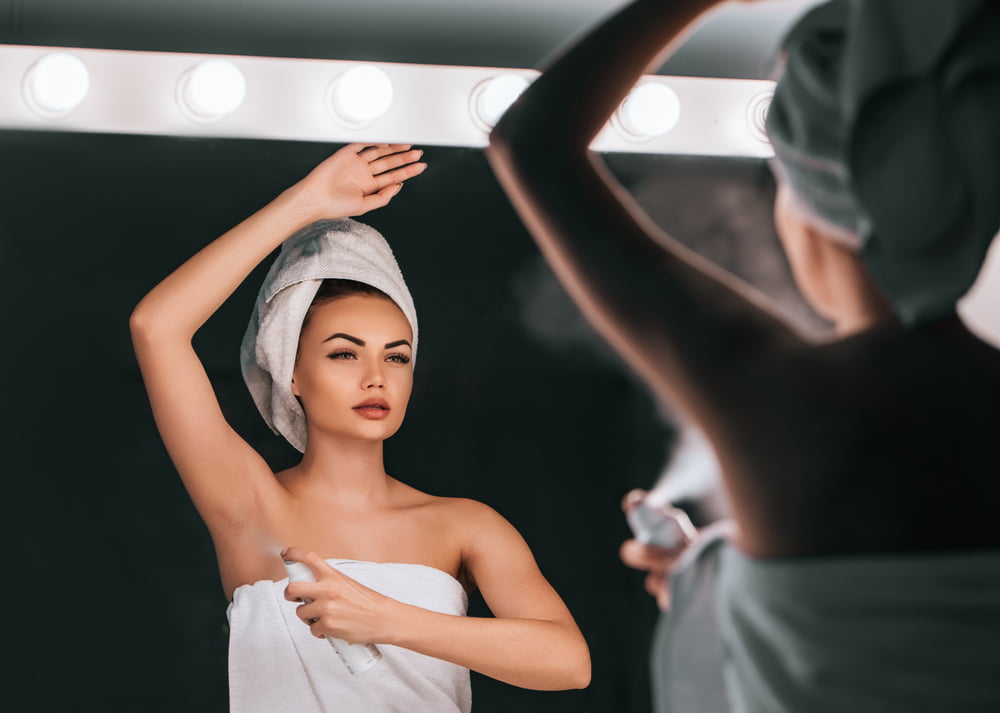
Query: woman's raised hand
282 547 403 645
293 143 427 220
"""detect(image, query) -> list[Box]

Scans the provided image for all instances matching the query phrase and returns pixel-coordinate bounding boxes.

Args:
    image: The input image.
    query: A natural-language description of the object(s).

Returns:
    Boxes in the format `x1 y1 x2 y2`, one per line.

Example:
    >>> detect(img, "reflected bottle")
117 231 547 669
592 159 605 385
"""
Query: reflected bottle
283 559 383 674
627 499 697 549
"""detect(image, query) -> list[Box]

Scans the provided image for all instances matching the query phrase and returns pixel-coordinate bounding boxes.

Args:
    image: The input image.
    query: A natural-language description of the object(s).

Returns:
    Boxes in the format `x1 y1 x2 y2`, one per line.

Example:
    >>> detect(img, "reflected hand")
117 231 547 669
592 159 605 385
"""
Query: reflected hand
282 547 401 644
620 489 685 611
294 143 427 219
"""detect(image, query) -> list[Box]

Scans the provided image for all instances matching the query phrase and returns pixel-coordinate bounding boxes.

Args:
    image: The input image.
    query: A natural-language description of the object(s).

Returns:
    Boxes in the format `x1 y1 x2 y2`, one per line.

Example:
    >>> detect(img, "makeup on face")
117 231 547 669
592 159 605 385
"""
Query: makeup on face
352 397 391 420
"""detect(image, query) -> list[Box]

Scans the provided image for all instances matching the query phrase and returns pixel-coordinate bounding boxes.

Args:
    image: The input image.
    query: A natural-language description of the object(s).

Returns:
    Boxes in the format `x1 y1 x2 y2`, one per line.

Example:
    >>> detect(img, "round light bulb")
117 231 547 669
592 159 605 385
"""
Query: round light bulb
615 82 681 141
178 59 246 122
327 65 394 127
23 52 90 118
746 90 773 145
470 74 530 131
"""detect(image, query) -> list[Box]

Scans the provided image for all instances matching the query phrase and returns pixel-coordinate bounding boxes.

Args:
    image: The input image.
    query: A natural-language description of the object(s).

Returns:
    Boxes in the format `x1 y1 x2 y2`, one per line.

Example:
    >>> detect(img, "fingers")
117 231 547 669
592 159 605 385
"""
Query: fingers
619 538 682 572
356 182 404 215
369 148 424 176
645 572 671 611
293 600 332 638
357 143 414 159
374 160 427 190
284 580 324 603
620 537 679 611
621 488 648 513
294 599 320 623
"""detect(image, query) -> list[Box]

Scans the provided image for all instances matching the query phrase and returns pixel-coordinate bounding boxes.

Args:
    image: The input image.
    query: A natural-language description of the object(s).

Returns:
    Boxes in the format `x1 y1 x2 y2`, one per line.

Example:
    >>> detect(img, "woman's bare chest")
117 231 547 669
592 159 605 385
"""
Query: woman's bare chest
216 499 462 599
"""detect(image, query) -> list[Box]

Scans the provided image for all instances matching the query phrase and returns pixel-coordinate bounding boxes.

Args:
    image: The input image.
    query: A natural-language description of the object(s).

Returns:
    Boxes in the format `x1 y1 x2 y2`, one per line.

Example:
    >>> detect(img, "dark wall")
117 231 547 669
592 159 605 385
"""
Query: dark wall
0 0 816 77
3 127 819 712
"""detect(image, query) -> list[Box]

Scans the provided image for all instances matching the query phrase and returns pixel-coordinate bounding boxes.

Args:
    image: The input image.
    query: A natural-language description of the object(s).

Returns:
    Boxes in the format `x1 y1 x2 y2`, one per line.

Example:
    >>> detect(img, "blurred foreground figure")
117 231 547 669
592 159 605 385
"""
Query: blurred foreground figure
488 0 1000 711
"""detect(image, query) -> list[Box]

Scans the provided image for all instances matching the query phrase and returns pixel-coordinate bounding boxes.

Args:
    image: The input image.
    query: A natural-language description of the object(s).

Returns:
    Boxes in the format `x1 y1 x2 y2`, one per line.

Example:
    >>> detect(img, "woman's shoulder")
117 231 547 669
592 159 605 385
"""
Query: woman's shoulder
405 491 504 521
387 479 500 516
403 491 515 539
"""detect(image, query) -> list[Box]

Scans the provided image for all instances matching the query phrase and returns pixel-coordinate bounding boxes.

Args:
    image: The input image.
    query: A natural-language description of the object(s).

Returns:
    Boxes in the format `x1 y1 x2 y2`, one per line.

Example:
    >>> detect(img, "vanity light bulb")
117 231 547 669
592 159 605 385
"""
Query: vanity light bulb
23 52 90 118
178 59 247 122
327 65 394 127
746 90 773 145
616 82 681 140
470 74 530 131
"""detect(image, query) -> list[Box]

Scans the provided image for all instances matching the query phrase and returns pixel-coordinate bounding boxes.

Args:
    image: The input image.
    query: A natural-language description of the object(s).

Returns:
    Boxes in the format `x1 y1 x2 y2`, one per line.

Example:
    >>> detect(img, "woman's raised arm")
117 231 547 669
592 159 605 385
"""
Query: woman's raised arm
129 144 426 534
486 0 801 416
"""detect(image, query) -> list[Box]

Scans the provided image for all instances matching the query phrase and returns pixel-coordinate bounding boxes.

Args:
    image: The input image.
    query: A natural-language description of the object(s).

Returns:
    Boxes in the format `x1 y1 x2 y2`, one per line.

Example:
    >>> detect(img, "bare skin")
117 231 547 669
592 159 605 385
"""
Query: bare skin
487 0 1000 561
130 143 590 691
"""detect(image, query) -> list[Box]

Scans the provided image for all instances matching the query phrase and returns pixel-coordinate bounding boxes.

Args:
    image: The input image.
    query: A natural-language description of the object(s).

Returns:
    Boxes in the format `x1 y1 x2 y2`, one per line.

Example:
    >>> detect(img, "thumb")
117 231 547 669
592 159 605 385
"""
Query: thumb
281 547 337 581
357 183 403 215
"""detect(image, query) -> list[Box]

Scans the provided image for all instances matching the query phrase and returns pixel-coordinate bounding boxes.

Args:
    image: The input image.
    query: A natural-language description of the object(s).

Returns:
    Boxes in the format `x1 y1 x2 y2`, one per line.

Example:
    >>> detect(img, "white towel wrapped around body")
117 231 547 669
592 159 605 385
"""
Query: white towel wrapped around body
227 560 471 713
240 218 418 452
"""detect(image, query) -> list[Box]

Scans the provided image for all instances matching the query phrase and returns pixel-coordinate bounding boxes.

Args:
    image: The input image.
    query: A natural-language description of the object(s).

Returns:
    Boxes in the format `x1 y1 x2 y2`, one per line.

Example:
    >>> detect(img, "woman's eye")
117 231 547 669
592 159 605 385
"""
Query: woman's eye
387 353 411 364
327 351 356 360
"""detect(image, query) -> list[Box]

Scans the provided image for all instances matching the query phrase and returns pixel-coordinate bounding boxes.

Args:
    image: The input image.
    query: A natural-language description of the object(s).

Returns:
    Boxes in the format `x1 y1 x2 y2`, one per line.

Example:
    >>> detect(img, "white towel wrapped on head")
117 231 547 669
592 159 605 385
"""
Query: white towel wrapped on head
240 218 418 453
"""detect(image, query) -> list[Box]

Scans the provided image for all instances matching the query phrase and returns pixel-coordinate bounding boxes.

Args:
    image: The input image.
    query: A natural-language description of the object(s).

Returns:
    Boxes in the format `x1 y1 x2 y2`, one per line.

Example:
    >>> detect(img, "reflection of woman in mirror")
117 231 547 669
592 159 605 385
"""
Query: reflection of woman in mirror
130 143 590 712
489 0 1000 709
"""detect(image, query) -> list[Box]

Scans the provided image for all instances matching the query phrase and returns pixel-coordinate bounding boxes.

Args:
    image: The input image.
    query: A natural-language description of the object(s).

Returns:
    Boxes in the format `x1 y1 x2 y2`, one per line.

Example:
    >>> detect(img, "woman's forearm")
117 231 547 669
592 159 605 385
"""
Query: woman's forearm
386 604 591 690
130 184 319 341
498 0 722 149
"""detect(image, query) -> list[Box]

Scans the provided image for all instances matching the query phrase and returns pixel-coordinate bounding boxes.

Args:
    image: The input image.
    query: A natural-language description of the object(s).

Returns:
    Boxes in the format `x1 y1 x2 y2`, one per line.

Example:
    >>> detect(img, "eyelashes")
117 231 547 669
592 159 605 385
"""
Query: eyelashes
326 350 410 365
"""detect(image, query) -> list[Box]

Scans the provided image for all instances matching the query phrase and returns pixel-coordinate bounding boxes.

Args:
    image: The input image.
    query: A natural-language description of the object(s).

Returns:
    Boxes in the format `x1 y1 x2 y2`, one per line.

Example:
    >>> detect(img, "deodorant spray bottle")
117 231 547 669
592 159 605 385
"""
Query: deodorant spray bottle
283 559 383 674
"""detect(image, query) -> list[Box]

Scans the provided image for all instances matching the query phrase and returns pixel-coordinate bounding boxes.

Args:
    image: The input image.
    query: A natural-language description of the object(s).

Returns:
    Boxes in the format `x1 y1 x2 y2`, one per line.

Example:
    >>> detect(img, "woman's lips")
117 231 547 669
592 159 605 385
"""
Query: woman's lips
353 400 390 420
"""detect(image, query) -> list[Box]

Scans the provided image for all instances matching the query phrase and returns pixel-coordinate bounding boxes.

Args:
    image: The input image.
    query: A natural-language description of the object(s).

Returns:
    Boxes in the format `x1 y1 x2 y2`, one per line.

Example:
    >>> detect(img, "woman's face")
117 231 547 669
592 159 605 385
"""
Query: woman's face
292 294 414 444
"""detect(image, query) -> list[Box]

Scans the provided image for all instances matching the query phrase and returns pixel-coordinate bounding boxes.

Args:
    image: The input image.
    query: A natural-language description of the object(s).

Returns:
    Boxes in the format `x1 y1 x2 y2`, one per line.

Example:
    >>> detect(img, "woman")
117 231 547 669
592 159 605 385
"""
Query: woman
488 0 1000 710
130 142 590 713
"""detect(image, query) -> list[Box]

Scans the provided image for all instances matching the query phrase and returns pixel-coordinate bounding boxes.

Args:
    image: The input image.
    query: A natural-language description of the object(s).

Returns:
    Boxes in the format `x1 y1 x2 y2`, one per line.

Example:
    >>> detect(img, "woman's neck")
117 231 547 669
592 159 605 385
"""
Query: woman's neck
286 435 392 505
828 249 898 337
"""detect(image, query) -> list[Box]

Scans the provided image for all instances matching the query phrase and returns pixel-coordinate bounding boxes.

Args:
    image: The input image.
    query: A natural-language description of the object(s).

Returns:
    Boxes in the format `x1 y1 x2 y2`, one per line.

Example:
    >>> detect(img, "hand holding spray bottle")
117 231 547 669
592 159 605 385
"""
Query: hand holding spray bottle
282 557 383 674
626 498 697 548
625 426 716 548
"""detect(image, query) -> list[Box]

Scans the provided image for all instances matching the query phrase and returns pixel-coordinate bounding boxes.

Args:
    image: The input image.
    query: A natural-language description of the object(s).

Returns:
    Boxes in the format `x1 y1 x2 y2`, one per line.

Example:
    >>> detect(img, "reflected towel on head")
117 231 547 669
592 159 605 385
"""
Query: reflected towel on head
766 0 1000 325
240 218 418 453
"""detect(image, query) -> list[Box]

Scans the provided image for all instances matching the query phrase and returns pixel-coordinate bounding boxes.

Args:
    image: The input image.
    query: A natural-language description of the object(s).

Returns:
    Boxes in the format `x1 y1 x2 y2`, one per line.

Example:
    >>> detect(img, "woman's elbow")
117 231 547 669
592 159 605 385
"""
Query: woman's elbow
128 300 152 338
554 634 592 690
570 644 592 689
566 658 592 690
128 298 175 347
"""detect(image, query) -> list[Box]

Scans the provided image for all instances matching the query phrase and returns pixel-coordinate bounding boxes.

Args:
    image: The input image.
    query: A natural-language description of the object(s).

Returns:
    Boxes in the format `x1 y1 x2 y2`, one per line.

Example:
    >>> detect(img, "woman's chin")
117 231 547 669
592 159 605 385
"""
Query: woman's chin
331 422 403 443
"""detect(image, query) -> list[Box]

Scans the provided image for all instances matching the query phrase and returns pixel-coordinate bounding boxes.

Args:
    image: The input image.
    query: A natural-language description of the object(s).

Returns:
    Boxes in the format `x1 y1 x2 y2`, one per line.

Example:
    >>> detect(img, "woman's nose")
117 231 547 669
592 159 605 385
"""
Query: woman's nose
363 366 386 389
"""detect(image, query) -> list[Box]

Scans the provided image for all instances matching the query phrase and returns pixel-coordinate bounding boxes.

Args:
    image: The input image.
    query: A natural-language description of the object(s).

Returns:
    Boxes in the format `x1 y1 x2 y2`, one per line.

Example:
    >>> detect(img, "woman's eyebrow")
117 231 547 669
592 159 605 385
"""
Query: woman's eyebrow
322 332 365 346
321 334 410 349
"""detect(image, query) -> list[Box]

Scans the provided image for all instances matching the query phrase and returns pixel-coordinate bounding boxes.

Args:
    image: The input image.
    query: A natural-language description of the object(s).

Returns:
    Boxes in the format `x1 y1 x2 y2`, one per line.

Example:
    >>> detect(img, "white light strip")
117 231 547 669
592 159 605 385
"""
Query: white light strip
0 44 774 157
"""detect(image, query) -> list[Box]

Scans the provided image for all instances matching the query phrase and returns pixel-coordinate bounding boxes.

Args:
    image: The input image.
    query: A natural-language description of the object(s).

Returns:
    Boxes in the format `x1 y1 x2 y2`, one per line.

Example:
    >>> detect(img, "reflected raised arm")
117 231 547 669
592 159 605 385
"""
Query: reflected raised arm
486 0 802 419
